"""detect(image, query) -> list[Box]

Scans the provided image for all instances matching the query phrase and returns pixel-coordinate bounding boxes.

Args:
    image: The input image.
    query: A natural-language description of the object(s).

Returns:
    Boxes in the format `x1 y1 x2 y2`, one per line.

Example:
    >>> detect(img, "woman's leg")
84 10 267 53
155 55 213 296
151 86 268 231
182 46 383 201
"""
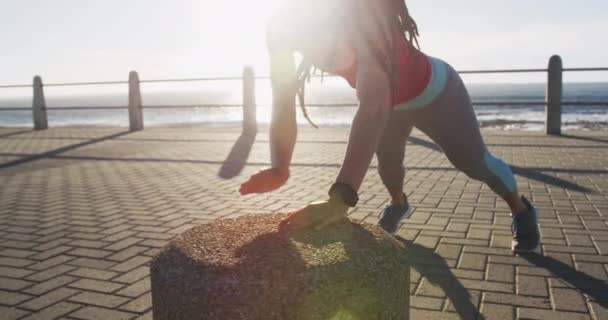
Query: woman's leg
376 111 414 206
411 61 527 214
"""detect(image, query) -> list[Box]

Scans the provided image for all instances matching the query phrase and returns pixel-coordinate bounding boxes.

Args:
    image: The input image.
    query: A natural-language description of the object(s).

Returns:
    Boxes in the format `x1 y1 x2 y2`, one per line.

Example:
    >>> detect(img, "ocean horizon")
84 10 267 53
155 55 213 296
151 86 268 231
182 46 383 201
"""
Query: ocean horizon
1 81 607 130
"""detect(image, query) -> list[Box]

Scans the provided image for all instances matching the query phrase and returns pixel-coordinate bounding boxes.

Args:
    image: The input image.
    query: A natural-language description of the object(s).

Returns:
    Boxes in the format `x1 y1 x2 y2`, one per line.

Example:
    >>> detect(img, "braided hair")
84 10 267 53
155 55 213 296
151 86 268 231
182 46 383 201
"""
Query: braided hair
394 0 420 50
296 0 420 128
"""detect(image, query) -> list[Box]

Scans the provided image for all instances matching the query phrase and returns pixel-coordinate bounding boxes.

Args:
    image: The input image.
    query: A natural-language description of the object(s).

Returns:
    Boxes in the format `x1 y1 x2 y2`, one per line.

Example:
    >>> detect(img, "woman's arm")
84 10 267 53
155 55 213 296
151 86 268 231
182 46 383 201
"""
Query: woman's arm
334 0 395 192
280 20 395 230
268 31 297 174
240 19 298 195
335 60 392 192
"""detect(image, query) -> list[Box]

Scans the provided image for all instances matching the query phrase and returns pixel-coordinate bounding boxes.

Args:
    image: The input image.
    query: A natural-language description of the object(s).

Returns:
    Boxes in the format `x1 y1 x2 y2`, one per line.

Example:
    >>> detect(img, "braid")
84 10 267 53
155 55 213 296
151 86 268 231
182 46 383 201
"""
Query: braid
395 0 420 49
294 0 421 128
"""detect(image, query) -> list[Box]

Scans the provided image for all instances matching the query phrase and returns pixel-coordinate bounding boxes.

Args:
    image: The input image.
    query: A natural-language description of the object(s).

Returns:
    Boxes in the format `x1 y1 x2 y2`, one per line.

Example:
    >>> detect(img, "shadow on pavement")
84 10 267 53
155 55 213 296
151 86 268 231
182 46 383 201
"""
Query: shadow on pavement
395 236 485 320
408 135 595 194
559 134 608 144
0 131 132 171
510 165 593 193
218 129 256 179
0 129 33 139
520 252 608 308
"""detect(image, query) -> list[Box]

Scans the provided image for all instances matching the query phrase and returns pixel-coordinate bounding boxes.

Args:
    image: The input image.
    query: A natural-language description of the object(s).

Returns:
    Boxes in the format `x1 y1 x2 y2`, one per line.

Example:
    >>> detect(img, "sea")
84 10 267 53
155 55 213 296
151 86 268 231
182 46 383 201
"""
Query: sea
1 81 607 130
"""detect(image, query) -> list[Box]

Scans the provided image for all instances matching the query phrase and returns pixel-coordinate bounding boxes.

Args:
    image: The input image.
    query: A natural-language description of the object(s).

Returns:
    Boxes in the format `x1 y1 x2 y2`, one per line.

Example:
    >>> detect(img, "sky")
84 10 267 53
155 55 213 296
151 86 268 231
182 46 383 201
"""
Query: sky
0 0 607 87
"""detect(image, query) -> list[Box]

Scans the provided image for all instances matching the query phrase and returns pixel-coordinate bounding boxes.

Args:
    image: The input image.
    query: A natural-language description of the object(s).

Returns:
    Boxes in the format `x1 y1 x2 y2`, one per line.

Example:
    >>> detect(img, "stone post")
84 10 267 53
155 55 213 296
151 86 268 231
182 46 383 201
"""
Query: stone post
32 76 48 130
546 55 563 135
129 71 144 131
151 214 410 320
242 66 257 134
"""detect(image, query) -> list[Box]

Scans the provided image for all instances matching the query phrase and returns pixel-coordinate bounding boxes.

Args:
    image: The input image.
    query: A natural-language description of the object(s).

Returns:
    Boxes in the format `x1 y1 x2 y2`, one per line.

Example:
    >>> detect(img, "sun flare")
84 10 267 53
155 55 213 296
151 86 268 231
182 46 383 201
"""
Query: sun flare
200 0 285 73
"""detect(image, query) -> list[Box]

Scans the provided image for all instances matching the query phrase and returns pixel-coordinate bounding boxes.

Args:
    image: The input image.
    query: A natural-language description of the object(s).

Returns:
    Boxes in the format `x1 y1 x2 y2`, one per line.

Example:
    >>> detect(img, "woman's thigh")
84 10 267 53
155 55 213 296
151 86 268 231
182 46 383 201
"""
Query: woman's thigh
410 61 488 171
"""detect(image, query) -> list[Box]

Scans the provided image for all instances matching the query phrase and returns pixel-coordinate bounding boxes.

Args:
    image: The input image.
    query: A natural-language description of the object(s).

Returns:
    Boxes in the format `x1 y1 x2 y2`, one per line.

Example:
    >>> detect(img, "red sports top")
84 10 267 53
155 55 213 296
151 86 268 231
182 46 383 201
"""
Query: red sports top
333 33 432 106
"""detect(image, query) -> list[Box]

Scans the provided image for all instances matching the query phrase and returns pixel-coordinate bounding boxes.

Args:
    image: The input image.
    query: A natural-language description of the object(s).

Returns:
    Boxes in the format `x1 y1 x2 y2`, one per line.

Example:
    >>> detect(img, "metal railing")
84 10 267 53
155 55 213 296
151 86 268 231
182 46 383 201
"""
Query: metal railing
1 55 607 134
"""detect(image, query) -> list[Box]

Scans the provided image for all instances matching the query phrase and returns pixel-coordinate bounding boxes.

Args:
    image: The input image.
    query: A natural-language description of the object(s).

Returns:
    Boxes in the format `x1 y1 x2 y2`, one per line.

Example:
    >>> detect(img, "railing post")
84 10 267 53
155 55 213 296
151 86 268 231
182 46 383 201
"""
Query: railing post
128 71 144 131
546 55 562 135
32 76 48 130
242 66 257 134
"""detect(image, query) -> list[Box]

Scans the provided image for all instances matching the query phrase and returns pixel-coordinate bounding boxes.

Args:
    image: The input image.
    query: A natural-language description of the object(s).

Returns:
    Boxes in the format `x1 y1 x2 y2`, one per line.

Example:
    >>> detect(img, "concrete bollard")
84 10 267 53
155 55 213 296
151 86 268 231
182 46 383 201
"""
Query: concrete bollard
128 71 144 131
151 213 410 320
32 76 48 130
546 55 563 135
242 66 257 134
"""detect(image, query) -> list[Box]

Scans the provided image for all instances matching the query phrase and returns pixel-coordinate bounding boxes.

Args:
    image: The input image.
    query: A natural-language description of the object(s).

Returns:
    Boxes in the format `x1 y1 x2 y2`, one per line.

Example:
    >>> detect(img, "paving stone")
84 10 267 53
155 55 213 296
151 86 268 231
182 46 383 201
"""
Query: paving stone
115 278 150 298
28 246 73 261
0 266 34 279
68 279 124 294
0 257 35 268
21 301 82 320
480 302 514 319
458 253 487 271
119 292 152 313
23 276 77 295
109 256 150 272
69 306 137 320
68 268 120 281
67 248 112 259
67 258 116 270
410 295 444 311
552 288 589 313
19 288 79 311
103 238 142 251
517 275 549 297
588 301 608 320
25 265 76 282
486 263 514 283
483 292 552 309
28 255 74 271
0 277 34 291
134 310 153 320
69 291 130 308
106 246 148 262
0 290 33 306
0 305 31 319
518 307 591 320
112 266 149 284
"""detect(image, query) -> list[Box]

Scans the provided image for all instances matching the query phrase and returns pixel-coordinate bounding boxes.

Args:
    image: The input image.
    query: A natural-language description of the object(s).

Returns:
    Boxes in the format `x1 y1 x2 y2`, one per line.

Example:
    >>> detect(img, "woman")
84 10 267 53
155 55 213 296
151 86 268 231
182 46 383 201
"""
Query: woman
240 0 540 252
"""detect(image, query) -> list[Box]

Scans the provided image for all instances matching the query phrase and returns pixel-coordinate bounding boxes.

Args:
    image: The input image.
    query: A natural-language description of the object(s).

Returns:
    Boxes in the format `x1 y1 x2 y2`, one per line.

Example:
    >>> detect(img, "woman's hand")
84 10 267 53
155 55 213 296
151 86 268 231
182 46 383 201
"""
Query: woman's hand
239 168 289 195
281 200 349 231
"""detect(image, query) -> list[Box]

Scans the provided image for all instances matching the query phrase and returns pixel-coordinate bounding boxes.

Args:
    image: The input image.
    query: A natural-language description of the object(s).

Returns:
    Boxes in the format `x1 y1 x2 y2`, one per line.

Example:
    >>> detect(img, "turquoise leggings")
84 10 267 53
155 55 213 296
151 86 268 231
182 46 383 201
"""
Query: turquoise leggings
376 59 516 198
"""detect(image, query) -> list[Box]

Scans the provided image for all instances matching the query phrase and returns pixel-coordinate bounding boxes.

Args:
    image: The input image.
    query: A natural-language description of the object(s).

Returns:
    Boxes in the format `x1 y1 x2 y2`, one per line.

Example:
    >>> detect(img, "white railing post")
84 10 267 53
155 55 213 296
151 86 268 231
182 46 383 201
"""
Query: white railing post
242 66 257 134
546 55 563 135
32 76 48 130
128 71 144 131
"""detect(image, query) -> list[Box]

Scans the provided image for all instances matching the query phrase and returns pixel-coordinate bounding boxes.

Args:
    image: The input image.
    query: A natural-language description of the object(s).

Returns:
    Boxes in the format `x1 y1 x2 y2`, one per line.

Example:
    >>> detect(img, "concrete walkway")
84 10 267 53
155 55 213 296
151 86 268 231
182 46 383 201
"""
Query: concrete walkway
0 126 607 319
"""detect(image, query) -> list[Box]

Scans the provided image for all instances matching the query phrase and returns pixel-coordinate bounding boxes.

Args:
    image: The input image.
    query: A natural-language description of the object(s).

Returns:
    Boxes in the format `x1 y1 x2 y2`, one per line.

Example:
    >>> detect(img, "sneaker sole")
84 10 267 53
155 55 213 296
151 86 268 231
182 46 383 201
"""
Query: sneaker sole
511 241 540 253
389 205 413 235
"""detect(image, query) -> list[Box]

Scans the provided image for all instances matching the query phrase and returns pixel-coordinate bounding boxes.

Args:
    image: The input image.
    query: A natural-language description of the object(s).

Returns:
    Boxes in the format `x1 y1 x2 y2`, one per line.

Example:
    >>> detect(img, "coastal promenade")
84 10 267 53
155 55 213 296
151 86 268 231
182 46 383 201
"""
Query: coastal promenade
0 126 607 319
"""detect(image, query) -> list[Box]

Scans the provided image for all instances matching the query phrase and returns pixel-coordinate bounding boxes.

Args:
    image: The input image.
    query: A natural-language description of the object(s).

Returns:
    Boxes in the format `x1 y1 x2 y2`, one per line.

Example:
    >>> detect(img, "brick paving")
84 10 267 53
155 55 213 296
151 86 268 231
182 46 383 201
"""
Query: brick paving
0 126 607 319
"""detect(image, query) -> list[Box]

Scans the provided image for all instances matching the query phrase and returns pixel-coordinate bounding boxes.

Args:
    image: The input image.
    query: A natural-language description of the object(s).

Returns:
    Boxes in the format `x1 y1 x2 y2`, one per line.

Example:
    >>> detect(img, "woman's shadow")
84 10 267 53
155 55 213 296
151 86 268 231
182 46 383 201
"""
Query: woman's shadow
233 221 486 319
218 129 256 179
394 235 485 320
519 252 608 308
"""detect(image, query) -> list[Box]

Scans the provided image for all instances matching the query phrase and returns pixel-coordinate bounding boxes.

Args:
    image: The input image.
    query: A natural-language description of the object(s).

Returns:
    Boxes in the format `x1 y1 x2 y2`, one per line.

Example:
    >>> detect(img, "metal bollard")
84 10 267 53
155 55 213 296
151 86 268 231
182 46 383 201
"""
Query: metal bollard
32 76 48 130
242 66 257 134
128 71 144 131
546 55 563 135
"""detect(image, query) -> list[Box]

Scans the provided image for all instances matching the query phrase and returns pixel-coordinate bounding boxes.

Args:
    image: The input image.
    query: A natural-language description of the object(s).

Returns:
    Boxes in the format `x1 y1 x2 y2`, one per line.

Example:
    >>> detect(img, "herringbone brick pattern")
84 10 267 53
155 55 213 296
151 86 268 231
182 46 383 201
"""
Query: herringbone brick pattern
0 126 607 319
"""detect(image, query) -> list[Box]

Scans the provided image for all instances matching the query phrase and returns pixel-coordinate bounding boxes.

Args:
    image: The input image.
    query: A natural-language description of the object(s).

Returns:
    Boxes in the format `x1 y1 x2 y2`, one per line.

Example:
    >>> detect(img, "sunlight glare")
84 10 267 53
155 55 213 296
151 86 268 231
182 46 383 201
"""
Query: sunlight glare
203 0 285 68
